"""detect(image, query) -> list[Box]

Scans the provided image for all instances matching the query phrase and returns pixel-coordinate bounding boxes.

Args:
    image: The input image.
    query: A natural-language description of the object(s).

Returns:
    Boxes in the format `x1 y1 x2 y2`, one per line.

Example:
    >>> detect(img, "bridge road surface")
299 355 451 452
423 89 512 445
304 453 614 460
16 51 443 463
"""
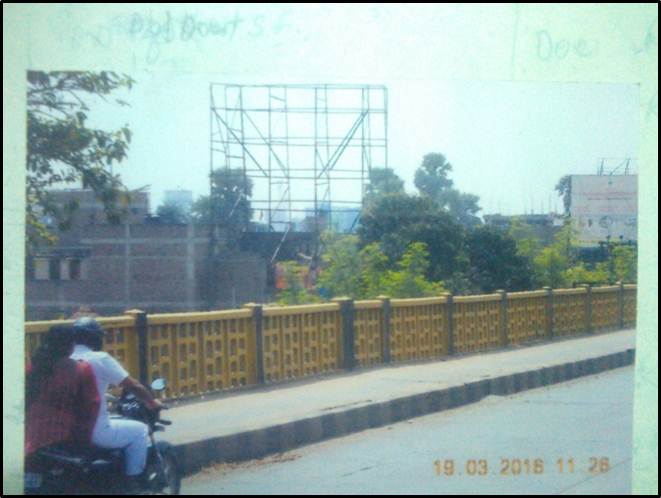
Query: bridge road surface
182 367 634 495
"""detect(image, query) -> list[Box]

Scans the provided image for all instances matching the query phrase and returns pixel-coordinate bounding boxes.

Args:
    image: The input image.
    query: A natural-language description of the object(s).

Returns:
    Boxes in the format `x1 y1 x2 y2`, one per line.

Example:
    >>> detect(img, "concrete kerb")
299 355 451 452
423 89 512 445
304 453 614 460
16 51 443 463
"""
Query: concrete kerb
172 348 636 476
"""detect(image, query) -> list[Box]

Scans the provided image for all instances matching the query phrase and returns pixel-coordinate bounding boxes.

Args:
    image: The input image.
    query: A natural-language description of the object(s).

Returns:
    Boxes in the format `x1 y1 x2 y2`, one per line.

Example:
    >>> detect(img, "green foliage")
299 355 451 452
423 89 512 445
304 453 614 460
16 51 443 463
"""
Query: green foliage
358 242 390 298
319 156 637 299
508 217 542 259
414 152 482 228
156 202 189 224
563 263 609 287
555 175 572 216
526 223 636 289
379 243 446 298
611 245 637 283
357 193 464 282
442 272 474 296
275 262 321 305
316 232 363 298
26 70 135 253
529 221 586 288
533 247 569 288
414 153 454 198
552 222 578 261
463 226 533 293
440 190 482 229
316 235 443 299
364 167 405 202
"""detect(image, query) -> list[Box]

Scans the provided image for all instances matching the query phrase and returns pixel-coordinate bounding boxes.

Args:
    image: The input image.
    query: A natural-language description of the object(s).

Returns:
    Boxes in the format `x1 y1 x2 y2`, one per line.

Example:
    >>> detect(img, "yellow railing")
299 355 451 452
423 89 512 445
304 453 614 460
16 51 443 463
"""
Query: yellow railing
623 285 637 326
262 303 342 382
507 290 548 345
353 300 384 366
453 294 502 353
590 286 621 332
24 284 636 399
146 309 256 397
390 296 449 361
552 288 589 337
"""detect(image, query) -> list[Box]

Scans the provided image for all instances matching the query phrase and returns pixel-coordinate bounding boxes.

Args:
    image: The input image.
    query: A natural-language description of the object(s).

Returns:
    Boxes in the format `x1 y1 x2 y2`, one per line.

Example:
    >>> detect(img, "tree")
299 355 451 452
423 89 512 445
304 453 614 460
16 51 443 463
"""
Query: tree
441 189 482 229
364 167 405 202
358 242 390 298
316 232 363 298
611 245 637 283
316 236 443 300
414 152 482 228
533 247 569 288
561 244 636 287
555 175 572 216
190 168 253 247
155 202 189 224
563 263 609 287
357 193 464 282
414 152 454 198
530 221 581 288
26 70 135 251
464 226 533 292
508 216 542 260
380 242 446 298
552 222 578 262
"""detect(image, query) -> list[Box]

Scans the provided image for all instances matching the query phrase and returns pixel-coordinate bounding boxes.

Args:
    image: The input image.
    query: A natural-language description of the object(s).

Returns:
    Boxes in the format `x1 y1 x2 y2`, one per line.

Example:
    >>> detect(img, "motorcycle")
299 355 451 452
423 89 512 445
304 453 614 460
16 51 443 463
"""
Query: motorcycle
24 378 181 495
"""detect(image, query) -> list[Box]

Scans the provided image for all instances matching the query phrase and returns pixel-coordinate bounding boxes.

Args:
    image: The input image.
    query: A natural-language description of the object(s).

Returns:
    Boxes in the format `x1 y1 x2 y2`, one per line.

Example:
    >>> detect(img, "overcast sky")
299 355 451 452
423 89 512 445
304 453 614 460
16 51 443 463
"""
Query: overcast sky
87 73 639 217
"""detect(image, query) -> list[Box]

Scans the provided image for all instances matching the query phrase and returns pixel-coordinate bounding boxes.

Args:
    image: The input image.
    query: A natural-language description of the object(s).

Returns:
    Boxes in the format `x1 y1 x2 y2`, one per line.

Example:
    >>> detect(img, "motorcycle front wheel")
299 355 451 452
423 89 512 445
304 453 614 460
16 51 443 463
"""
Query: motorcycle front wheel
145 445 181 495
156 452 180 495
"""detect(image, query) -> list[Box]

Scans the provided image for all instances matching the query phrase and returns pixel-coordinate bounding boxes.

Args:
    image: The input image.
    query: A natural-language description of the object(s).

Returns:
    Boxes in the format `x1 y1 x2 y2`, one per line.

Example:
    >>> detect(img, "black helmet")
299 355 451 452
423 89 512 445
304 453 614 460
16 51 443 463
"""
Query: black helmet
45 325 76 355
73 317 105 351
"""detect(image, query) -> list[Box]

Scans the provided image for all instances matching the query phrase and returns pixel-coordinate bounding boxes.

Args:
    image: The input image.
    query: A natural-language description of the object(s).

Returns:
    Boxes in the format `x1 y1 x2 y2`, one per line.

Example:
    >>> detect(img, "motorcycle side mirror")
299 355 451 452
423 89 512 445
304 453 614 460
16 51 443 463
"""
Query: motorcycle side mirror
150 378 167 392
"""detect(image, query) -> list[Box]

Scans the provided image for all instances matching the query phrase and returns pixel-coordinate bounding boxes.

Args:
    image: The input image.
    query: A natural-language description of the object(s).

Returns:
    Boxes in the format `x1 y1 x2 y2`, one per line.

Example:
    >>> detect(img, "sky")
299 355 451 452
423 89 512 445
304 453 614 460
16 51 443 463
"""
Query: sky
87 73 639 218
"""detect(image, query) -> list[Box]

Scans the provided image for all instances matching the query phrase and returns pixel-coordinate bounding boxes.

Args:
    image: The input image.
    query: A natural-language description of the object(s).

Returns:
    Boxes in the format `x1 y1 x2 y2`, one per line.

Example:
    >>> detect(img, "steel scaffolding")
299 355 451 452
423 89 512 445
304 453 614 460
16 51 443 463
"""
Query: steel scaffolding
210 83 388 234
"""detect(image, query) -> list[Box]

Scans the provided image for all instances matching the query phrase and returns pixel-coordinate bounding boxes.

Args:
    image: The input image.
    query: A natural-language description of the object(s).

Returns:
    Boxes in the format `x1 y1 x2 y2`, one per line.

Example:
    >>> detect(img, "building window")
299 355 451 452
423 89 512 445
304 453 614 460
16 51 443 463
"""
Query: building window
70 259 82 280
33 258 50 280
49 259 60 281
60 258 83 281
33 257 85 281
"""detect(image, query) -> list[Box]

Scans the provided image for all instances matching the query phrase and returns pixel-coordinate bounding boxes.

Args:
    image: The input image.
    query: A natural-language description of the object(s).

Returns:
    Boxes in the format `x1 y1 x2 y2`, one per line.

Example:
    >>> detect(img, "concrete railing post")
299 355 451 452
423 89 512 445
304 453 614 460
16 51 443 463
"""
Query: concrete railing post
333 298 356 371
125 309 149 385
244 303 265 384
582 284 593 334
378 296 392 364
497 290 508 347
543 287 554 339
617 281 625 329
445 292 455 355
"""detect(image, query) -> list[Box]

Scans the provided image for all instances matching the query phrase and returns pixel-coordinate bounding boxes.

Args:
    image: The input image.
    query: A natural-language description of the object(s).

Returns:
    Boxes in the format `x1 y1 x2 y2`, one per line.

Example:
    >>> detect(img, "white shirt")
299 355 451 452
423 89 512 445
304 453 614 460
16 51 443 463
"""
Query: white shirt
71 344 130 431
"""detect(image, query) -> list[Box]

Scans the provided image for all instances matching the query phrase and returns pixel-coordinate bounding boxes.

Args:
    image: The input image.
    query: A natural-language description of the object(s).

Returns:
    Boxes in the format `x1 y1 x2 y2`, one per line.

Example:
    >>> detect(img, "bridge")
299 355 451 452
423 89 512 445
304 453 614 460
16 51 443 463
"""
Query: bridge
24 284 637 489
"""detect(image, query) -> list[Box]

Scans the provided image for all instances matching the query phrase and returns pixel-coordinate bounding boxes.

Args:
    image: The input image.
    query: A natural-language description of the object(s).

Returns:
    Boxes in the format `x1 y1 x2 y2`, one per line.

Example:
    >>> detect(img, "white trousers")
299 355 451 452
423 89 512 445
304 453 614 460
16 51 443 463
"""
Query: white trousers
92 419 149 476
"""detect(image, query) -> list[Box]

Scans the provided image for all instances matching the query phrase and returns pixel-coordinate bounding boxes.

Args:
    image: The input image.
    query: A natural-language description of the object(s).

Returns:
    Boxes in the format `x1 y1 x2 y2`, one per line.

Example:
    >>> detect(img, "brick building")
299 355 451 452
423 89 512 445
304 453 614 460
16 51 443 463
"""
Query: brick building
26 189 267 320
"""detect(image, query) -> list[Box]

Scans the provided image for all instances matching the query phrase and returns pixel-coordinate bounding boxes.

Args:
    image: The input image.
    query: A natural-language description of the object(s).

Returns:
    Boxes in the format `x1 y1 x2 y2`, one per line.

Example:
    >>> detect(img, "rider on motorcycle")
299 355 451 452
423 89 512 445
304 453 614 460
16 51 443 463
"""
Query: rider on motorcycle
25 325 100 458
70 317 163 487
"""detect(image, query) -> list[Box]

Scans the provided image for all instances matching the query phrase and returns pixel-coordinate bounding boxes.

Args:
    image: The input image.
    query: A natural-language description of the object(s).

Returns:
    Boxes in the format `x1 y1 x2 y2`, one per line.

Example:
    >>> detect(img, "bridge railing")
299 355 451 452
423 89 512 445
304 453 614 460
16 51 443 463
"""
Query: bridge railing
25 283 636 400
